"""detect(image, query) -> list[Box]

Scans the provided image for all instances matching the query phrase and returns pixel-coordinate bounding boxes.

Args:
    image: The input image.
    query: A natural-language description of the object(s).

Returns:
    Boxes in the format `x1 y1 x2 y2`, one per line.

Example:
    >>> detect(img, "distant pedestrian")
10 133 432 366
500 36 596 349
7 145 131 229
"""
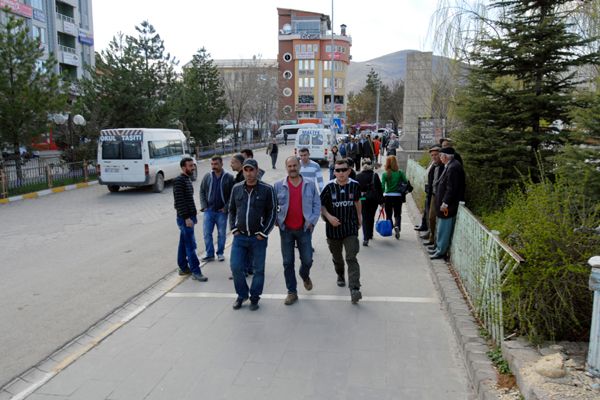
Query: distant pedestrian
230 153 245 184
339 139 347 157
373 136 382 164
360 134 374 164
199 155 234 262
327 145 341 180
298 147 325 192
429 148 465 260
356 159 383 246
387 135 399 156
229 159 277 310
266 138 279 169
274 156 321 305
173 157 207 282
320 158 363 304
346 137 360 172
381 155 408 240
241 148 265 179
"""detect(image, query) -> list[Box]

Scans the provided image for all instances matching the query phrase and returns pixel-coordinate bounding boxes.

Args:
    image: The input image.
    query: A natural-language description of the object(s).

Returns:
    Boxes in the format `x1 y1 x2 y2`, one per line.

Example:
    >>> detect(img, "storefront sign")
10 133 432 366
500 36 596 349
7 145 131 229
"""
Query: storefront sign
0 0 33 18
295 51 315 59
78 33 94 46
63 21 76 35
418 118 446 150
296 103 316 111
32 9 46 22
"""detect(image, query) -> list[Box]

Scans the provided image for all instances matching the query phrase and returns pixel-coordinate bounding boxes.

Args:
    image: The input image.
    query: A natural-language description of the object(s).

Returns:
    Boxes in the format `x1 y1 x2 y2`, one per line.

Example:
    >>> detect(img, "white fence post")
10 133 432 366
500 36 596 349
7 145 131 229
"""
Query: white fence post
587 256 600 377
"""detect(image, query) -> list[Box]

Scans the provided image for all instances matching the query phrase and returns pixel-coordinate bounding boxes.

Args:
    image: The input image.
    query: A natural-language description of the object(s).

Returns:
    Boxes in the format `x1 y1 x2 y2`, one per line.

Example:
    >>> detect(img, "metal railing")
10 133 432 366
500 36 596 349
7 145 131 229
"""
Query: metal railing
58 45 76 54
406 159 523 346
56 12 75 24
0 160 96 198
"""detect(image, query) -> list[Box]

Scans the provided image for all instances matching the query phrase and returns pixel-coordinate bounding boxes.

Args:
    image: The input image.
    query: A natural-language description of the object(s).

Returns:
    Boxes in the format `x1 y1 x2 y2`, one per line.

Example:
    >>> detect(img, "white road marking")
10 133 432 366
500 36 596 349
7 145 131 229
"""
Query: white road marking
165 292 438 303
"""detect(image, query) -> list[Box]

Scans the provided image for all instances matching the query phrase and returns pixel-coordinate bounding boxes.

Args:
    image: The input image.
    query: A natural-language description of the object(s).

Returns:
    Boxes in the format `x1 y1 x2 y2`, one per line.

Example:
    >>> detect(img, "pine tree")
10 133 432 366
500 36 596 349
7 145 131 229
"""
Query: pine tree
176 48 227 145
453 0 600 212
0 13 65 168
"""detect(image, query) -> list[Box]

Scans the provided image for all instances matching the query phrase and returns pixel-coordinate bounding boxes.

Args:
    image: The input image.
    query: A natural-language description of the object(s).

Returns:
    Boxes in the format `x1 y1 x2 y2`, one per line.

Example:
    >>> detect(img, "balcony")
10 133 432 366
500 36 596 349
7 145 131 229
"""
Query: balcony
58 46 80 67
56 13 78 36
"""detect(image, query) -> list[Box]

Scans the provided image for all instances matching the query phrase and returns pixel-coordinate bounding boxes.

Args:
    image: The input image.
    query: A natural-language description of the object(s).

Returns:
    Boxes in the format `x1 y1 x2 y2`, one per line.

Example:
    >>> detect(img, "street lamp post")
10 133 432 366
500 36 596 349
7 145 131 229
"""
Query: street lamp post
53 112 86 161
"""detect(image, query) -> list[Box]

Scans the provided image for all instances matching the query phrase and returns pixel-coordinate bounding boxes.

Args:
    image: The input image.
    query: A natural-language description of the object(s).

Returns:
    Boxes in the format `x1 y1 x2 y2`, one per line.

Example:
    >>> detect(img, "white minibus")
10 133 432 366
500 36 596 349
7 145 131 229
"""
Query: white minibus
294 127 336 164
275 123 318 142
97 128 196 193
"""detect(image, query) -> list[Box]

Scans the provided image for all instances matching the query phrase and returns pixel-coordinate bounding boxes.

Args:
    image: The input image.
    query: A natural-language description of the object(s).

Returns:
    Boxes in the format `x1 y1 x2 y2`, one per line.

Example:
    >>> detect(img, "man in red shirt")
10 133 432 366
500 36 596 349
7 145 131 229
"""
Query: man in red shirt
273 156 322 305
373 136 382 164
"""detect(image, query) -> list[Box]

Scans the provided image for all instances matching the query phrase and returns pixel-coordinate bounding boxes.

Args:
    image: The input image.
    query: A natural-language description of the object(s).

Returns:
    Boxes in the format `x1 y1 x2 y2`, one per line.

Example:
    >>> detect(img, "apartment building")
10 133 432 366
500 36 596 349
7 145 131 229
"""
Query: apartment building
0 0 95 80
277 8 351 129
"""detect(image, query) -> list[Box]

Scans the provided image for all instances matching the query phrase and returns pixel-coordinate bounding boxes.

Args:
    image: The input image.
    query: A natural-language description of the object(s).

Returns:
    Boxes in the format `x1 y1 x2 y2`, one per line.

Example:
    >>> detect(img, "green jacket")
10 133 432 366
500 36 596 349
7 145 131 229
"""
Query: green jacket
381 170 407 194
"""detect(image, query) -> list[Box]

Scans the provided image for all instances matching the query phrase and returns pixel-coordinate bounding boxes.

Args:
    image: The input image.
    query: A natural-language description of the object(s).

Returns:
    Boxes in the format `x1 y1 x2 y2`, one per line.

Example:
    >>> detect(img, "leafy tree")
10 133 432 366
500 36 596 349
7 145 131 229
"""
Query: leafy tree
0 12 65 170
176 48 227 145
75 21 178 134
452 0 600 212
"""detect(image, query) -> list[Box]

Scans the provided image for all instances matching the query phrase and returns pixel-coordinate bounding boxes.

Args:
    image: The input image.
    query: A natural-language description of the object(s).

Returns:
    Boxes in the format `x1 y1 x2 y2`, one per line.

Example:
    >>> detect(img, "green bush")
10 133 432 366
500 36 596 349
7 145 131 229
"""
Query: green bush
485 176 599 342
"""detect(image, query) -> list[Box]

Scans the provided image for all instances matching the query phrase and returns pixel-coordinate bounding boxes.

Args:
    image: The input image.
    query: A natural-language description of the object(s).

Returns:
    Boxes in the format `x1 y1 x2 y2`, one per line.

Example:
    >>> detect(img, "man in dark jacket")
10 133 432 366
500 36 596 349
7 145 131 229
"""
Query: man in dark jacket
173 157 207 281
230 153 245 184
229 159 277 310
199 155 235 262
346 137 360 172
429 147 465 259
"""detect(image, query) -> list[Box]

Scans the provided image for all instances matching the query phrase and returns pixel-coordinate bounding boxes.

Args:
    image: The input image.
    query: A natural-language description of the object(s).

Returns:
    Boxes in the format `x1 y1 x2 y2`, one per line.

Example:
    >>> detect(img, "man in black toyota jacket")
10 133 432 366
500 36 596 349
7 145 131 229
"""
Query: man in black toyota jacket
229 159 277 311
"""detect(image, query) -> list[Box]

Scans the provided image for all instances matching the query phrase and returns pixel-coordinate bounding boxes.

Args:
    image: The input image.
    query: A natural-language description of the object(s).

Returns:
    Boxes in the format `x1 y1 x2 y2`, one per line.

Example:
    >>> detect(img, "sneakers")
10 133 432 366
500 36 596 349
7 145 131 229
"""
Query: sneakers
284 293 298 305
351 289 362 304
217 255 225 262
192 273 208 282
303 277 313 291
337 276 346 287
362 240 369 246
178 268 191 276
201 256 215 262
232 297 248 310
249 301 260 311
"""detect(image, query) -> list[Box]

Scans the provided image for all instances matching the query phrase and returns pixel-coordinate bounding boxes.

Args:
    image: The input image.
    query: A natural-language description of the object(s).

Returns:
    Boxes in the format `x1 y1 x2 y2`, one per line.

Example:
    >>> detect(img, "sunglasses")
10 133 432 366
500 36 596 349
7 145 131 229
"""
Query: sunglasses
334 168 349 173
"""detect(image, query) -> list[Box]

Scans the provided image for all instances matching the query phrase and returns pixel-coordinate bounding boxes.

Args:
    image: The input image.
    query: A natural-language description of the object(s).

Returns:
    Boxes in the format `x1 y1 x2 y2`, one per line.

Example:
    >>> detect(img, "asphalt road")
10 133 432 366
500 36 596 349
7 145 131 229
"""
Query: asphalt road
0 145 292 388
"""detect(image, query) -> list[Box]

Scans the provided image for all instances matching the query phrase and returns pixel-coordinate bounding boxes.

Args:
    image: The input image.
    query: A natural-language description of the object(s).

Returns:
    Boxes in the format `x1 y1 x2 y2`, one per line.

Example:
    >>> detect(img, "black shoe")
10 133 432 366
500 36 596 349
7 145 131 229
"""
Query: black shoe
192 273 208 282
419 232 430 239
249 301 259 311
394 226 400 240
430 253 446 260
427 245 437 250
427 249 437 255
178 268 191 276
363 240 369 246
414 226 428 232
201 256 215 262
232 297 248 310
423 241 434 246
351 289 362 304
337 276 346 287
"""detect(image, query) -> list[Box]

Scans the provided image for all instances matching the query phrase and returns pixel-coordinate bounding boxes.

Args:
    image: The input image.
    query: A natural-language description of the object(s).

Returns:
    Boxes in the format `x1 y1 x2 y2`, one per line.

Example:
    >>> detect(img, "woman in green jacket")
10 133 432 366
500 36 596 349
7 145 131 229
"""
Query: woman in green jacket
381 155 408 239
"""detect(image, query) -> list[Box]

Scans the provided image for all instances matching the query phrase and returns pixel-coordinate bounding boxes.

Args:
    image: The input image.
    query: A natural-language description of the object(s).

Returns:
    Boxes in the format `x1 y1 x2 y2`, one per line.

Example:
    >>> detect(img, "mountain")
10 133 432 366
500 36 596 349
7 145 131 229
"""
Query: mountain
346 50 450 93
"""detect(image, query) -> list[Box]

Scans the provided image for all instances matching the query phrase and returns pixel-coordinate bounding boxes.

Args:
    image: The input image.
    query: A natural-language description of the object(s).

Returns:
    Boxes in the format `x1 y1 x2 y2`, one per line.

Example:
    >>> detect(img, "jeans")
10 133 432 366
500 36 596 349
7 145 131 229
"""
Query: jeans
384 196 403 229
230 234 268 301
176 216 201 275
280 228 313 293
361 200 378 240
326 235 361 290
202 209 227 257
435 216 456 256
270 152 278 168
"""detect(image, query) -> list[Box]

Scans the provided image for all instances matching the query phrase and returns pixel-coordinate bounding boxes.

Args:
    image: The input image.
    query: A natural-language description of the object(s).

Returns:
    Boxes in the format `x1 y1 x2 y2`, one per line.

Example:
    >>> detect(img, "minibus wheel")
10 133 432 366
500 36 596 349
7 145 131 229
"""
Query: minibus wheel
152 172 164 193
107 185 120 193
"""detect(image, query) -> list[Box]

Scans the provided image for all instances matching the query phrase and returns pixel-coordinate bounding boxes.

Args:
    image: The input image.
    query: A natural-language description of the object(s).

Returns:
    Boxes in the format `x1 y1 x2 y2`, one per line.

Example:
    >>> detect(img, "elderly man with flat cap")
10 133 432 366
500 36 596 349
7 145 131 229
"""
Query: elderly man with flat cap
428 147 465 260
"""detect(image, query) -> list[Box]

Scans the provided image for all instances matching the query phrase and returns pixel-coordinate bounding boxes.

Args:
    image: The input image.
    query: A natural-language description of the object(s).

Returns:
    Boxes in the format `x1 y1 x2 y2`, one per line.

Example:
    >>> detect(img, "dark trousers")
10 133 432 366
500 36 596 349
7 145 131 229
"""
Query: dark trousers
354 156 361 171
270 152 278 168
428 194 438 243
419 194 431 230
326 235 361 290
384 196 403 229
361 200 379 241
280 228 313 293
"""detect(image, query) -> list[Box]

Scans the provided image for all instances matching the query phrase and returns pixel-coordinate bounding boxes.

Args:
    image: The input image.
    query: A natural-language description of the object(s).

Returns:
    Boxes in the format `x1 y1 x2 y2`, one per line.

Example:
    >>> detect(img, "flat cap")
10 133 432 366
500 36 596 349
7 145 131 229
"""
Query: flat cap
440 147 455 155
429 145 442 153
242 158 258 169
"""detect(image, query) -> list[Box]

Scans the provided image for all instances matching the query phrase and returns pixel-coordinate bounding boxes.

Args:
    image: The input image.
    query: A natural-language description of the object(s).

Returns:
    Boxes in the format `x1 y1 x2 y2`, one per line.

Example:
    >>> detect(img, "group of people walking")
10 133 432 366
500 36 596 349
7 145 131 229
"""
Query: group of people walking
173 149 364 310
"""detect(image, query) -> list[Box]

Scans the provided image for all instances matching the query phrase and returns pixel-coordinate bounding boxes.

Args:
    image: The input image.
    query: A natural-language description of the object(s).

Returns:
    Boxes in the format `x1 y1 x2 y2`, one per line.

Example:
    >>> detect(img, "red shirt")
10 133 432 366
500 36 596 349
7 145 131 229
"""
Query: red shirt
284 178 304 230
373 140 381 155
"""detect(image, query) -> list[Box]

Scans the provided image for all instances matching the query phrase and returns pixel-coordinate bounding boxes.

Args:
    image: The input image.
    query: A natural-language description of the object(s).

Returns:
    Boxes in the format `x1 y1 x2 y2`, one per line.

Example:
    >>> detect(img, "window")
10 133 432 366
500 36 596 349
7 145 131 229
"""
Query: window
293 20 320 34
311 132 323 145
283 70 292 79
31 0 44 10
123 142 142 159
149 141 170 158
325 45 331 53
102 140 142 160
298 111 316 118
312 44 319 52
298 132 311 146
168 140 183 156
283 52 292 62
298 95 314 104
33 26 47 45
101 141 121 160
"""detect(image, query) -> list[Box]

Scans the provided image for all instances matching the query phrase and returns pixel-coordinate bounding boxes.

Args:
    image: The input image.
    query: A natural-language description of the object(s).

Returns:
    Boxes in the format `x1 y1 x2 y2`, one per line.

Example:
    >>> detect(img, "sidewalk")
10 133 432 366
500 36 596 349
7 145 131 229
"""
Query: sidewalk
16 206 475 400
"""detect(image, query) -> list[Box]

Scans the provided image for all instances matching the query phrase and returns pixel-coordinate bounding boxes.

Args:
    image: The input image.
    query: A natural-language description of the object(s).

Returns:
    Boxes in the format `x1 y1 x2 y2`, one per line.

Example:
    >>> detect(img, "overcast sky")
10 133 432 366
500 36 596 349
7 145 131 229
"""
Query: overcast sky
92 0 441 64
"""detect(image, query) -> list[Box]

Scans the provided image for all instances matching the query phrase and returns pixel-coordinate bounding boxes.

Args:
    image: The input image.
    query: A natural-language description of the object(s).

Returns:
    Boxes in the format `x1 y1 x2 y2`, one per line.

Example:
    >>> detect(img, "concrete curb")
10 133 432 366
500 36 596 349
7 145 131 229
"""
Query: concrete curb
501 338 543 400
0 181 98 205
406 194 500 400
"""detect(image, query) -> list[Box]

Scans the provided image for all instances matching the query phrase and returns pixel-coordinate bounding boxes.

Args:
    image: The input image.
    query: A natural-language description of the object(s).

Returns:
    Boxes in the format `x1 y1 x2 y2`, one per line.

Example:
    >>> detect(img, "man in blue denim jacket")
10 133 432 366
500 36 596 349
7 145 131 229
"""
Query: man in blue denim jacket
273 156 321 305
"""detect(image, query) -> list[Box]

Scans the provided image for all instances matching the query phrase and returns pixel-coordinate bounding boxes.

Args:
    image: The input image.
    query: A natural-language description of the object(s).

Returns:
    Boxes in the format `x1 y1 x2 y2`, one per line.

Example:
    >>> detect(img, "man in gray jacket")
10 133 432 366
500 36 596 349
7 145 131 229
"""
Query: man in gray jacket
199 155 234 262
273 156 321 305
